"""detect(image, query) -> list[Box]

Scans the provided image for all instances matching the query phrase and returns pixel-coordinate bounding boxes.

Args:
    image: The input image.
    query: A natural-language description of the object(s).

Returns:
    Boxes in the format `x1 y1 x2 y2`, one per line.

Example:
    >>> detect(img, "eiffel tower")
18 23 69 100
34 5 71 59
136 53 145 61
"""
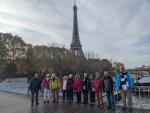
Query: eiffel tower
70 2 85 58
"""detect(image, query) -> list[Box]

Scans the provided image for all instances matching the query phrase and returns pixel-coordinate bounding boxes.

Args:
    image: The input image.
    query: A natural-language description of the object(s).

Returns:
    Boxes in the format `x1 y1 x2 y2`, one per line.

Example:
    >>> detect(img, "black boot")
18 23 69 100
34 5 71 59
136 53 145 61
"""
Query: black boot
31 103 34 107
122 107 127 111
107 106 112 109
36 102 39 106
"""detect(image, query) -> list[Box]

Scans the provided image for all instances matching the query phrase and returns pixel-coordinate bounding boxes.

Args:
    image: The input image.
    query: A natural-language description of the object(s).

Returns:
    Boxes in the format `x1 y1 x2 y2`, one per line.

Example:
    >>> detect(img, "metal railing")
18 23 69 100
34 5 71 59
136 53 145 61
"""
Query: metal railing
0 83 29 94
114 86 150 109
132 86 150 109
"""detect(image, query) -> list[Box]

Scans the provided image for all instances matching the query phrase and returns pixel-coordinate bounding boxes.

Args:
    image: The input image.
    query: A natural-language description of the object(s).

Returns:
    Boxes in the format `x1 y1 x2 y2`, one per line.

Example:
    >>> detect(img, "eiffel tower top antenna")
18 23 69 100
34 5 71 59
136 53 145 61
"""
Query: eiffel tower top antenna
74 0 76 5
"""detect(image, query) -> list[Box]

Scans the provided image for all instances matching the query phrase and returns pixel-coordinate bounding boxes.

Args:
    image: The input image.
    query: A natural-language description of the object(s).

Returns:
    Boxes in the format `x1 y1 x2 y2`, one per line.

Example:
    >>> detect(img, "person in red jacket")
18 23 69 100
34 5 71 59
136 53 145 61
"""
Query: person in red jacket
93 72 104 109
74 74 82 104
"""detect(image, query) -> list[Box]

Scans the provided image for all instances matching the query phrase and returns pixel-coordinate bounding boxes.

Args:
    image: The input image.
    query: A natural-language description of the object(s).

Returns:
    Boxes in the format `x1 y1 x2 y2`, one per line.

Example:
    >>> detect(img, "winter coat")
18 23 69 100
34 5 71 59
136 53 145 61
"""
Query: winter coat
67 78 74 90
74 79 82 92
42 79 50 89
103 76 114 92
93 78 103 92
29 77 41 91
115 71 133 91
50 78 60 90
88 79 94 92
82 78 90 92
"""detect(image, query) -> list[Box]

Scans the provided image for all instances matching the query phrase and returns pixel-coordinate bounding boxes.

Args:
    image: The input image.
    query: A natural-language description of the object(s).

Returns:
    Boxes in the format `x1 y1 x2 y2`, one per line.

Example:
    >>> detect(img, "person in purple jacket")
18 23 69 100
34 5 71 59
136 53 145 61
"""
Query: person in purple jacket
67 74 74 103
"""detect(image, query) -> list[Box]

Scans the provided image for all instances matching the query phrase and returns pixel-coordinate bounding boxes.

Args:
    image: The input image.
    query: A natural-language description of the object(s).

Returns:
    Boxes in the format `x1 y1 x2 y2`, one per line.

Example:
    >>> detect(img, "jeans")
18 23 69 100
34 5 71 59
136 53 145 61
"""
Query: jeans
31 90 39 104
44 88 50 101
106 90 115 108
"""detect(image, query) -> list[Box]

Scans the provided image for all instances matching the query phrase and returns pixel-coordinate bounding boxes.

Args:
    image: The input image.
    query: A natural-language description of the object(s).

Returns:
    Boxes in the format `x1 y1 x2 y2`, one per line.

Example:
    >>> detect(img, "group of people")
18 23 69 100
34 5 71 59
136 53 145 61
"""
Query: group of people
29 66 134 111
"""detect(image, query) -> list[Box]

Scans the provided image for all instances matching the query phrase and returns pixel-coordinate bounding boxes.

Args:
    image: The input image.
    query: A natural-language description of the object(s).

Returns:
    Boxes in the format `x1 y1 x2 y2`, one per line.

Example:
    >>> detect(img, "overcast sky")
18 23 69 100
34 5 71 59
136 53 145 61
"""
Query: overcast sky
0 0 150 68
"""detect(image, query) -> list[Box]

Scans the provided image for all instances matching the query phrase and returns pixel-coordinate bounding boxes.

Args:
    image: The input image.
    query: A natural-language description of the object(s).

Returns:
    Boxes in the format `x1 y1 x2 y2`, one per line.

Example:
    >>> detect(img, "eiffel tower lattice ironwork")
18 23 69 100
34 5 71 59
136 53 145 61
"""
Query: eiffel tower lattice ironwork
70 3 85 58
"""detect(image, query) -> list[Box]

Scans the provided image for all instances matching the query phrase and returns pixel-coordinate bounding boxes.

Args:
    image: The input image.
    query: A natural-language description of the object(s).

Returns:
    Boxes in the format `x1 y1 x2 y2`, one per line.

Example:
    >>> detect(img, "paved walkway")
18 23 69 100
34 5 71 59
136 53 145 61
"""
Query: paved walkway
0 92 149 113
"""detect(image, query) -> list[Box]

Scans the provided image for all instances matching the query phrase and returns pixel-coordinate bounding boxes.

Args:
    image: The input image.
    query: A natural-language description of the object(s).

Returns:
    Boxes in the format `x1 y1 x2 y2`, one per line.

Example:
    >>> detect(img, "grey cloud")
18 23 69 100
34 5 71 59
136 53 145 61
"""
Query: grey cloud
0 0 150 68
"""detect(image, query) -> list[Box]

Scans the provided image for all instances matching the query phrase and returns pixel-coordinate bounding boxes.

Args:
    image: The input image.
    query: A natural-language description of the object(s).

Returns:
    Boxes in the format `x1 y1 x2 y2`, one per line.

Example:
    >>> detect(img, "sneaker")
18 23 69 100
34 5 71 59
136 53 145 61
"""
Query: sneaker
36 103 39 106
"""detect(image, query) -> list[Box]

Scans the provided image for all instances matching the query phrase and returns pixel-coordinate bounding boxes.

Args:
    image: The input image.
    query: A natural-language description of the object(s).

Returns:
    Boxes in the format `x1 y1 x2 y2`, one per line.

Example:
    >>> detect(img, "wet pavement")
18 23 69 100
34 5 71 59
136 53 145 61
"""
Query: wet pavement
0 92 149 113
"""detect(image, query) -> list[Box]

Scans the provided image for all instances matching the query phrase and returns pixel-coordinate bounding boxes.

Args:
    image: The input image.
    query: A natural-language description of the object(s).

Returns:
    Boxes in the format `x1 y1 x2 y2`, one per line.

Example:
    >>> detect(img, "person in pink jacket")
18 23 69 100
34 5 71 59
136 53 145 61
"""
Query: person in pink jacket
74 74 82 104
93 72 104 108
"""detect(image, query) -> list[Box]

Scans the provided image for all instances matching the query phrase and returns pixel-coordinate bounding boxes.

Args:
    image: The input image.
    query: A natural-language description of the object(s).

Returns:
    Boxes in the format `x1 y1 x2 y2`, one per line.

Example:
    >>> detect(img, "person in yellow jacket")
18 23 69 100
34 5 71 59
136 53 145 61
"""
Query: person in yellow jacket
50 73 60 103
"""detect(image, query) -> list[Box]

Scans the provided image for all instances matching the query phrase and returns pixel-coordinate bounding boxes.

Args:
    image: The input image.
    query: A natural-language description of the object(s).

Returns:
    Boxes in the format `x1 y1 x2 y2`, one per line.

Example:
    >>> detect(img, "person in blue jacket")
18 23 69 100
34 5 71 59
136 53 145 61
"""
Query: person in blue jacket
29 73 42 106
115 66 133 111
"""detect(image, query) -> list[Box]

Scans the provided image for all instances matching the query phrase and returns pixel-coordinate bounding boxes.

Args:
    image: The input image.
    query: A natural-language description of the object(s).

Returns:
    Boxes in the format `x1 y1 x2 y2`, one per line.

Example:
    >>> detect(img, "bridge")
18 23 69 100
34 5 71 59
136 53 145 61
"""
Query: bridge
128 68 150 73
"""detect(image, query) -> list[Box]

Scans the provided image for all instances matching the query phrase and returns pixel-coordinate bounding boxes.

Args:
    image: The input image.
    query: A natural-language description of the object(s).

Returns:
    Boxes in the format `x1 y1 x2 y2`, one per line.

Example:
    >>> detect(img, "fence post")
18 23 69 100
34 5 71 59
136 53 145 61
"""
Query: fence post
138 87 141 103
